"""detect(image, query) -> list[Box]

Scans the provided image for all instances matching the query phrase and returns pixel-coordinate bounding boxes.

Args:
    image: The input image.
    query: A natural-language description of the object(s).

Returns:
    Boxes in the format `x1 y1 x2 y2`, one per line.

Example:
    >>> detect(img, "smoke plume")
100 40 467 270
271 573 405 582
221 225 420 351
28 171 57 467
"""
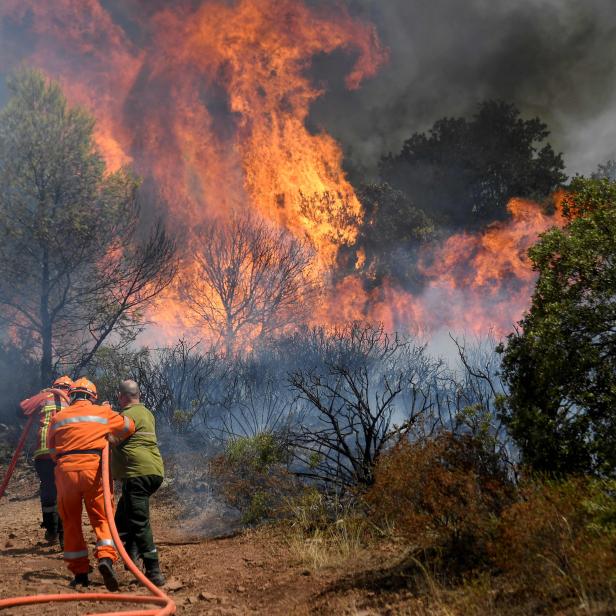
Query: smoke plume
308 0 616 178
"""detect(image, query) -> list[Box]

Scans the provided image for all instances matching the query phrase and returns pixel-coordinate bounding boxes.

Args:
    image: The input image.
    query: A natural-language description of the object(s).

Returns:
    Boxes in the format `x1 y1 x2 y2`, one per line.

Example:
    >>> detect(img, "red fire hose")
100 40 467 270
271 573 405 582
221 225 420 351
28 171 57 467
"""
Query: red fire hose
0 388 70 499
0 413 36 500
0 440 176 615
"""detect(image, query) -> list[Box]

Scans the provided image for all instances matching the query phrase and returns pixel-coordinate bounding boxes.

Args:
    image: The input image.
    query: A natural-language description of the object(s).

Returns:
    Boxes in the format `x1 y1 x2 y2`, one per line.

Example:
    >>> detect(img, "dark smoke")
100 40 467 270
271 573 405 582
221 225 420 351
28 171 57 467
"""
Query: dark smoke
307 0 616 178
3 1 614 178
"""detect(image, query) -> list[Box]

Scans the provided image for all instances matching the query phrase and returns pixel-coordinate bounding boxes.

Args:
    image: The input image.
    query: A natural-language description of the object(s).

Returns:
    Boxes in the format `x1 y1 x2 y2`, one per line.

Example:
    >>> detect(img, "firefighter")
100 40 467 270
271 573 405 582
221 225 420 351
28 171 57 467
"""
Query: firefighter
48 377 135 590
19 375 73 545
111 379 166 587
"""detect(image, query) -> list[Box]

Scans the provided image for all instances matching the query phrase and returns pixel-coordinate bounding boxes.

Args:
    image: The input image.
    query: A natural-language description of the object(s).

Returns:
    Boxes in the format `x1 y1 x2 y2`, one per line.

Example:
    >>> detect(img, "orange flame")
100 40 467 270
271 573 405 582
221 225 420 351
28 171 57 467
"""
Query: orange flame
317 194 565 336
0 1 565 342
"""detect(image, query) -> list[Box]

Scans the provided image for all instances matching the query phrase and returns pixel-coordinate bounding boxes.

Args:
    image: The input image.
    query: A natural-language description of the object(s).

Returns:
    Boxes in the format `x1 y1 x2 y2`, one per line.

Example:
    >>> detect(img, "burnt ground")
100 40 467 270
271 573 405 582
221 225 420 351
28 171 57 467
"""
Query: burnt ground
0 463 415 616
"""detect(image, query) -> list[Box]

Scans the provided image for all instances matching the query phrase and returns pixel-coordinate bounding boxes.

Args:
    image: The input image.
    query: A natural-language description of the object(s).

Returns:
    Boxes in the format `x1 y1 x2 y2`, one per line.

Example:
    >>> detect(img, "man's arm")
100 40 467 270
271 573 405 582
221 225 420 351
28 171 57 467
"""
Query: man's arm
105 408 135 443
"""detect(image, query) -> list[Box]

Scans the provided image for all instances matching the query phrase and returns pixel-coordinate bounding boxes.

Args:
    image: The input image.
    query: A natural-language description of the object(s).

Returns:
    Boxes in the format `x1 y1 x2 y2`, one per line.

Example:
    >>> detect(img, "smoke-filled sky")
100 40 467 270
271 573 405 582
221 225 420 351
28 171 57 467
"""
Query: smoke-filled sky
308 0 616 178
1 0 614 179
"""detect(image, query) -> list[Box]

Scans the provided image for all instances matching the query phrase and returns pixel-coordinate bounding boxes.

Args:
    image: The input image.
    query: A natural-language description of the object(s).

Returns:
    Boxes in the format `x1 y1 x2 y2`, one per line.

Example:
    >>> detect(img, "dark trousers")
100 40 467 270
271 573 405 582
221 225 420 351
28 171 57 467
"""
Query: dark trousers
115 475 163 561
34 457 61 534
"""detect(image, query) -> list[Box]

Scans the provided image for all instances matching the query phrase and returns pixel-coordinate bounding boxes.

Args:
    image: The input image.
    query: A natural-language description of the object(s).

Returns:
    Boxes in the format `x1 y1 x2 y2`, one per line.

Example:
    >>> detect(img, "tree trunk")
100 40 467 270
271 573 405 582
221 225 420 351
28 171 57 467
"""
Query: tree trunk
224 313 235 357
40 246 52 388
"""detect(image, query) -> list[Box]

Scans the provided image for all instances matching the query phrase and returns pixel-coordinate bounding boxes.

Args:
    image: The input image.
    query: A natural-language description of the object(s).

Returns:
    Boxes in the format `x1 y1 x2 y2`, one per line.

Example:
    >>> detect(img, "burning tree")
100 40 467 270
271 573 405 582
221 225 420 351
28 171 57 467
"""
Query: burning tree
0 69 177 386
380 101 566 229
182 211 318 354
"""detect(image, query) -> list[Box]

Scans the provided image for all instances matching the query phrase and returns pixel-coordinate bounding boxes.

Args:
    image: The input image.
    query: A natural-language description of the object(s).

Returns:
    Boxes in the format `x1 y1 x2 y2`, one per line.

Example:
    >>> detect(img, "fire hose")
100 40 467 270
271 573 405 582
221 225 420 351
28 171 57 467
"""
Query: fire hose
0 413 36 501
0 423 176 616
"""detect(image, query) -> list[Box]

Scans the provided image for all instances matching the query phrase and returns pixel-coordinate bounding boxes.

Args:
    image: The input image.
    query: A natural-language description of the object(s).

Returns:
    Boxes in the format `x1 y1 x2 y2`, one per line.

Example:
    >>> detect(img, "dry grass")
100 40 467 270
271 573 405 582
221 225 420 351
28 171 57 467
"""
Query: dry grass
288 515 368 570
284 489 371 570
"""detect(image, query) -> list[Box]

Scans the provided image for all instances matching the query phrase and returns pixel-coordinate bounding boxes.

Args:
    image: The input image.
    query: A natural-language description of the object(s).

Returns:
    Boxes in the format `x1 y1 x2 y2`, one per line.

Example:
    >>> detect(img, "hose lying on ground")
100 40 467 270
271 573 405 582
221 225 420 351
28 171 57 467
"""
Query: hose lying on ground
0 443 176 615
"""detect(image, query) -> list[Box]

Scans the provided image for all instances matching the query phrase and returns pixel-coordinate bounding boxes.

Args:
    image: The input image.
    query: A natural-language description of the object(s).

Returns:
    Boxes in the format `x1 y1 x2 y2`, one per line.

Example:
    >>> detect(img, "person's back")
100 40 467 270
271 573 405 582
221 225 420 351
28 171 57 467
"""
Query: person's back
49 377 134 590
19 376 72 544
111 402 164 479
111 379 166 587
51 397 132 471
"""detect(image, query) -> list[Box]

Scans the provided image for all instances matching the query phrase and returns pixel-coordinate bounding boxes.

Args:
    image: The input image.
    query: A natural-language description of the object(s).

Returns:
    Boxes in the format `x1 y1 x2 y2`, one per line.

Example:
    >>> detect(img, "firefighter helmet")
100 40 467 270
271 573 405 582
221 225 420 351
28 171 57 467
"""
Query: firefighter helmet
69 377 98 400
53 375 74 391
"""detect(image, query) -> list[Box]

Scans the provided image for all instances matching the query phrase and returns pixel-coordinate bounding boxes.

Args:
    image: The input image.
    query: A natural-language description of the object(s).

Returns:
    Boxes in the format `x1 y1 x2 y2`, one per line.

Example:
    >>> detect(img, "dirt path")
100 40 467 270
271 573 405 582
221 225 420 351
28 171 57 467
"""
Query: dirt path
0 469 374 615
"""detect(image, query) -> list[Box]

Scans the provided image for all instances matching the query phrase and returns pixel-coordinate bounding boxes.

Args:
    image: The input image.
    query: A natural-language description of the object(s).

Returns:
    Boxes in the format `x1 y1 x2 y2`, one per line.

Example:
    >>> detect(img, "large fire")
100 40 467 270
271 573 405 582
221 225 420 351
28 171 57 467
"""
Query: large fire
0 0 564 343
316 193 565 337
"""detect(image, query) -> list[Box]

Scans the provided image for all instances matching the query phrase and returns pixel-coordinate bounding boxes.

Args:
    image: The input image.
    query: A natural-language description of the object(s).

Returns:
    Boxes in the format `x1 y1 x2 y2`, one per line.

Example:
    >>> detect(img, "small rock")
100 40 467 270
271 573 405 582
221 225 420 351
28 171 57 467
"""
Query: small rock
8 532 16 539
237 585 246 593
185 595 198 604
165 577 184 591
300 569 311 576
198 591 218 601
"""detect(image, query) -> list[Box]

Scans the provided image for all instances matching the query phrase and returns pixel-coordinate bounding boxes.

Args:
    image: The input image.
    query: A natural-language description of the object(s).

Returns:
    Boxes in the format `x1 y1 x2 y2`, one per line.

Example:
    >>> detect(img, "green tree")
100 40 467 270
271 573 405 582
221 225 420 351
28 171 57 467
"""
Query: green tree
500 177 616 476
352 182 434 288
380 101 566 228
0 69 177 386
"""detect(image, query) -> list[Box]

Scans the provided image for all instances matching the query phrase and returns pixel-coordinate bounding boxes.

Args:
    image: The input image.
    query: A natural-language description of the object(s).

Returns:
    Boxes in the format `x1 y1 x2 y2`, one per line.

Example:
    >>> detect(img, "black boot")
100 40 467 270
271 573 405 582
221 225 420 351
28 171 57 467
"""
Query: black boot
123 543 141 571
69 573 89 588
98 557 120 592
42 511 59 543
143 557 166 587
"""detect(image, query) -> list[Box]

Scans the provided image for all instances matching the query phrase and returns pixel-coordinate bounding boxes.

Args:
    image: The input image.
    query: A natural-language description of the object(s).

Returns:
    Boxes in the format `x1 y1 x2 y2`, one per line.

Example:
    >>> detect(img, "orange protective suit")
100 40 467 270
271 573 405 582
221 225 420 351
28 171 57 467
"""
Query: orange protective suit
48 399 135 575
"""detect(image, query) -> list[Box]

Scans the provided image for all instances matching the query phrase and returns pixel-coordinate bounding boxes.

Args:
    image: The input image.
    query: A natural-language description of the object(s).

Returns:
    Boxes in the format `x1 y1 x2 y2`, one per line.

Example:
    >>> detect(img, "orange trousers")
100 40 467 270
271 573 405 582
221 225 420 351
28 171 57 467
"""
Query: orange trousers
55 466 118 574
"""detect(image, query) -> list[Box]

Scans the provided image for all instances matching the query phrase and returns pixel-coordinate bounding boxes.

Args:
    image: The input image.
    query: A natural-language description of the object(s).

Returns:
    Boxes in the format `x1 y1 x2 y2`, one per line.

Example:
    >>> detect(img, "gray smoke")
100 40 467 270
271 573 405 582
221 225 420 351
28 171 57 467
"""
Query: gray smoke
307 0 616 178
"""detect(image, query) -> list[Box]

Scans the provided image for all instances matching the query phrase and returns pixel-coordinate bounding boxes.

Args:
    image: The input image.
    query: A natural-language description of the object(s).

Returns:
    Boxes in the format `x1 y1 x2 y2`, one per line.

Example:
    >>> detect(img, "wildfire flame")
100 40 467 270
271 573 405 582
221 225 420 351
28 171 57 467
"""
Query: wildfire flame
316 194 565 337
0 1 565 343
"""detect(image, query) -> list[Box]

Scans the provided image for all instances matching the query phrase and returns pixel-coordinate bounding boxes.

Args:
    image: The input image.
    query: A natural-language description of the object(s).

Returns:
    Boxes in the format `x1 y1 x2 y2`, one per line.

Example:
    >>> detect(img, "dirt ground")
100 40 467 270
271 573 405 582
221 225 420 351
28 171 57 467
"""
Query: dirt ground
0 464 408 616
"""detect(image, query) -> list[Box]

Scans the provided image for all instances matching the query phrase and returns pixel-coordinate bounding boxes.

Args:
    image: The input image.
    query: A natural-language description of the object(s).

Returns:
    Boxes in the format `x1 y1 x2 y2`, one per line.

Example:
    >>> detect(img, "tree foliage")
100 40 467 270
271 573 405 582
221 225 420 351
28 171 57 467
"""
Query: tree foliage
500 177 616 476
380 101 566 228
352 182 434 288
0 69 177 386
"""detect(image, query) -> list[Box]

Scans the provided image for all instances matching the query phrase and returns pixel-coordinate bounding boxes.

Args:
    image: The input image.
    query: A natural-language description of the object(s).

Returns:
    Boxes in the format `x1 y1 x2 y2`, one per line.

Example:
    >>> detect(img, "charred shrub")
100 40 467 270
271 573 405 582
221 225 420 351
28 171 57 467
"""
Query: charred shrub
493 478 616 608
209 432 297 524
365 432 513 576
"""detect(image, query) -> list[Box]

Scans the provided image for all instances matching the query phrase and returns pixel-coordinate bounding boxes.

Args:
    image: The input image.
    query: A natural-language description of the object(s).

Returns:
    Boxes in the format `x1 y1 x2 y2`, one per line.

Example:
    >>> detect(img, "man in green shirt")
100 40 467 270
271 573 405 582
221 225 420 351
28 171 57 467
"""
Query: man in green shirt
111 379 166 587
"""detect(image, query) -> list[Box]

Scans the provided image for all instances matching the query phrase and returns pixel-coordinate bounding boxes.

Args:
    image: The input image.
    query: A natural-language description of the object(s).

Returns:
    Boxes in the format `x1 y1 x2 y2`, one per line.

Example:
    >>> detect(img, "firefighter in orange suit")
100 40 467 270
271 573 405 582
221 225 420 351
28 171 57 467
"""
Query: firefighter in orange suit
48 377 135 590
19 375 73 545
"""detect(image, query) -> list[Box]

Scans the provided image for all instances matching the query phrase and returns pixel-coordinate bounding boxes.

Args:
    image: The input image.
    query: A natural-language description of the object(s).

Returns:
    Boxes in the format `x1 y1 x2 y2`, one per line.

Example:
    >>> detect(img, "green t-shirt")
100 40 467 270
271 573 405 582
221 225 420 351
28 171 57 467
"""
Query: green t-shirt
111 403 164 479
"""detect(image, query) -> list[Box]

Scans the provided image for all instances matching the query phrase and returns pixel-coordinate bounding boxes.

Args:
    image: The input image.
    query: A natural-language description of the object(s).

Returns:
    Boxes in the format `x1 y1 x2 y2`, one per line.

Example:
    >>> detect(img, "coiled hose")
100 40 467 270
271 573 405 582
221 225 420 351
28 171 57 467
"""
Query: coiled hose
0 430 176 615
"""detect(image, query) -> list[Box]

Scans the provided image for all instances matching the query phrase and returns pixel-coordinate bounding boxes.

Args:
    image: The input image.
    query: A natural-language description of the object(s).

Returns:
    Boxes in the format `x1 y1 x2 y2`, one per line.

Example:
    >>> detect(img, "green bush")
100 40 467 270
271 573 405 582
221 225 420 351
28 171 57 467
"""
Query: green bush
225 433 289 471
209 432 296 524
